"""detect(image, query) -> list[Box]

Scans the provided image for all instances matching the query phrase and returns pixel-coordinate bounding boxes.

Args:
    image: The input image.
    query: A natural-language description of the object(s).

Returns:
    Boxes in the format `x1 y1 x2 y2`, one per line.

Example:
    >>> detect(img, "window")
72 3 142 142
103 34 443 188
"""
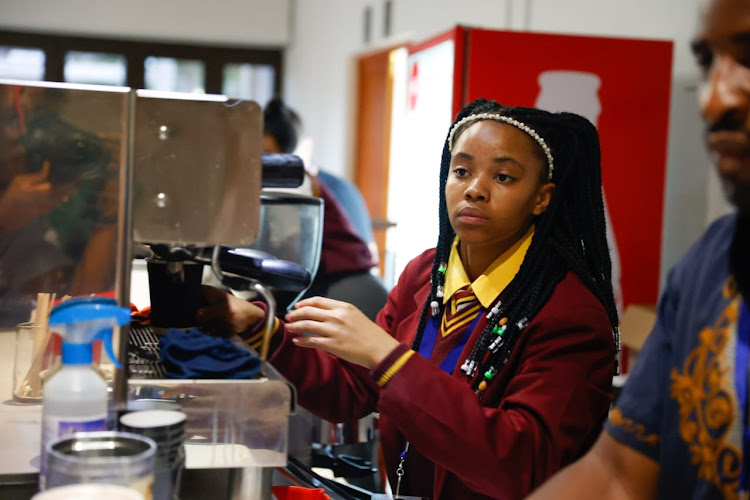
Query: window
145 57 205 93
0 46 45 80
64 51 127 86
0 30 282 103
222 63 275 105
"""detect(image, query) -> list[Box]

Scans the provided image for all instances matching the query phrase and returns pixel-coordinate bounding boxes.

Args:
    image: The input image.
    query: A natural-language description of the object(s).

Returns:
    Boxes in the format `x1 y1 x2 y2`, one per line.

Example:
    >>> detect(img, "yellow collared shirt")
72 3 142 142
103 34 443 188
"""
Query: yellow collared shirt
376 226 535 389
443 226 535 308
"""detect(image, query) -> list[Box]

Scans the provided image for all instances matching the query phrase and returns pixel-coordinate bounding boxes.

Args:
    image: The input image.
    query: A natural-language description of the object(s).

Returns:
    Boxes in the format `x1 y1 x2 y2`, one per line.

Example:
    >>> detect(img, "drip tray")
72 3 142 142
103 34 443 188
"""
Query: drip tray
125 325 296 470
128 325 166 379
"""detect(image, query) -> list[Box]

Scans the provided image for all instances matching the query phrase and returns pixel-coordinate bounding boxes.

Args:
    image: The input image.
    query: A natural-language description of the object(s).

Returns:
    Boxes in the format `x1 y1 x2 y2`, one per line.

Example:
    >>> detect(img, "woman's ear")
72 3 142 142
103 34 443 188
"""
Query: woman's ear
532 183 555 216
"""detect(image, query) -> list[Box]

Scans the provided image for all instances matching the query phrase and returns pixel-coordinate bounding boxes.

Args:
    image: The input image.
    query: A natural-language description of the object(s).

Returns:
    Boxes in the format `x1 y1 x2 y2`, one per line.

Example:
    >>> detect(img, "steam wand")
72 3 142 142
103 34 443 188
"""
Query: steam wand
209 246 276 376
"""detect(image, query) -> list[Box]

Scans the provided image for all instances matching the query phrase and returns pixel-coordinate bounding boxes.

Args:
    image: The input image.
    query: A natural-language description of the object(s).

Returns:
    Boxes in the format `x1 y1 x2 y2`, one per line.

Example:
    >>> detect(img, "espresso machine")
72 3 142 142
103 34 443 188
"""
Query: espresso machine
124 91 325 499
0 79 331 500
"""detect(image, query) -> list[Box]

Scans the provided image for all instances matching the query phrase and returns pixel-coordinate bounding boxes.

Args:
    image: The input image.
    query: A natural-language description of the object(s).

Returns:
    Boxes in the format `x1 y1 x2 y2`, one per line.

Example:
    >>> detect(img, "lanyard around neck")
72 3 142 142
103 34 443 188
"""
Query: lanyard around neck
396 306 482 499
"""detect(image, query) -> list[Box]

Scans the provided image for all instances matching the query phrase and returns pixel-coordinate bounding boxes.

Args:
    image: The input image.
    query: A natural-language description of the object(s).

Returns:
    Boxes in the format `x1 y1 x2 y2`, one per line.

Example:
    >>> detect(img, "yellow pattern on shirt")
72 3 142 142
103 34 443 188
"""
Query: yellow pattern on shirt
670 290 742 500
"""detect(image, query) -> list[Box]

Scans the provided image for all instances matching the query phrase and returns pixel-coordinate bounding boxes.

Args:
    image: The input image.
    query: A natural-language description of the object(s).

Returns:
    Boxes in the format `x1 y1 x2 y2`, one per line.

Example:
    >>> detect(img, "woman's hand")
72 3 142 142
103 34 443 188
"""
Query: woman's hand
285 296 399 370
196 285 265 336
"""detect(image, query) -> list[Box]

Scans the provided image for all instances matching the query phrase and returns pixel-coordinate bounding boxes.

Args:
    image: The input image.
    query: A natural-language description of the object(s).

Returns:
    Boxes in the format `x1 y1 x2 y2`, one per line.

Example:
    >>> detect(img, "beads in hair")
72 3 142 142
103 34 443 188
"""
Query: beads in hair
460 359 478 377
488 321 507 353
430 300 440 317
486 301 502 320
448 112 555 181
429 262 449 317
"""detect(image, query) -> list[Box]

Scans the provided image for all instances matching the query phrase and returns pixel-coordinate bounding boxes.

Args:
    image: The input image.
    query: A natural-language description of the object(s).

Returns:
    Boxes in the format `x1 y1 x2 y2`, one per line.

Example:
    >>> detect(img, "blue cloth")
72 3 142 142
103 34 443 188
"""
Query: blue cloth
606 213 743 499
159 328 261 379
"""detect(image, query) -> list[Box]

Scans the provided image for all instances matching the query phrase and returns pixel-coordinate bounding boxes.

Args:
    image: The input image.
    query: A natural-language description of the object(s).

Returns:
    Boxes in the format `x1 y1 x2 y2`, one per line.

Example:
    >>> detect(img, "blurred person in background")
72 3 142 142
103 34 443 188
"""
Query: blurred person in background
262 97 387 320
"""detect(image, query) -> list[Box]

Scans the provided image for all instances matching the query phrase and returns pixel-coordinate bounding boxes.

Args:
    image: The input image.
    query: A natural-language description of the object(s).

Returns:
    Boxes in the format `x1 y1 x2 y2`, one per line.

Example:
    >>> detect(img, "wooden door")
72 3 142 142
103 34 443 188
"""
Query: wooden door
353 45 402 277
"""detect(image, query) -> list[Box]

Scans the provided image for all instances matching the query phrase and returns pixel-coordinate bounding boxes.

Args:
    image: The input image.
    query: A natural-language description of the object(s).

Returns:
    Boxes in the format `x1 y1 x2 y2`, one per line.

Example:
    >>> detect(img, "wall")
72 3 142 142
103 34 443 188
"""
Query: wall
0 0 290 46
286 0 705 171
283 0 517 179
284 0 732 289
282 0 368 180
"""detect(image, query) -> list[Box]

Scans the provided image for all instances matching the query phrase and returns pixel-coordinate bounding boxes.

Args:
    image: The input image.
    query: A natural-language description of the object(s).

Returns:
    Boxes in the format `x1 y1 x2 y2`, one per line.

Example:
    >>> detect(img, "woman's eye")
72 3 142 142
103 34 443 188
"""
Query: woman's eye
496 173 513 182
453 166 468 177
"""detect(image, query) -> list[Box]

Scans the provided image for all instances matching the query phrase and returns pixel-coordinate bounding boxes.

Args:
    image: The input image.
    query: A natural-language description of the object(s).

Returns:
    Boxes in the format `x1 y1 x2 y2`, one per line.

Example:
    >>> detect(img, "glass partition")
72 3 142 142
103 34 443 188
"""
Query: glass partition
0 80 130 326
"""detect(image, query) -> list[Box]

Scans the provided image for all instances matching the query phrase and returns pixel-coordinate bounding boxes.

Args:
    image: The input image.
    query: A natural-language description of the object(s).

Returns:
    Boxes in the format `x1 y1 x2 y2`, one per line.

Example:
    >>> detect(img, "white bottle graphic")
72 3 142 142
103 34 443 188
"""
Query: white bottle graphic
535 70 624 314
40 297 130 490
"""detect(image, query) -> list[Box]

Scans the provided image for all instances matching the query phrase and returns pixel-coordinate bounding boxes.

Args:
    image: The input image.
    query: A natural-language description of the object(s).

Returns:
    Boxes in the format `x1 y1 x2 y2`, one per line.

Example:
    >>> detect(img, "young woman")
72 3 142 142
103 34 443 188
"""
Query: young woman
197 98 619 499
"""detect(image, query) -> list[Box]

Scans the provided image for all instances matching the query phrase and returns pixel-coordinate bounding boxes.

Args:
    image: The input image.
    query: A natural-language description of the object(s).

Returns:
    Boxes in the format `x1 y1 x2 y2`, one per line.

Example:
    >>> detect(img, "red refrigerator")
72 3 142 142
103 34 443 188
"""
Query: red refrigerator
388 26 673 345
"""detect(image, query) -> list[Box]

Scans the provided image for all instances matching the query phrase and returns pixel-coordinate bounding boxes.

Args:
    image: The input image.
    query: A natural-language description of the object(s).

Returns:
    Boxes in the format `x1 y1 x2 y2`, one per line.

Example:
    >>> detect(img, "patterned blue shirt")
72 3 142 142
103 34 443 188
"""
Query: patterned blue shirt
606 213 744 500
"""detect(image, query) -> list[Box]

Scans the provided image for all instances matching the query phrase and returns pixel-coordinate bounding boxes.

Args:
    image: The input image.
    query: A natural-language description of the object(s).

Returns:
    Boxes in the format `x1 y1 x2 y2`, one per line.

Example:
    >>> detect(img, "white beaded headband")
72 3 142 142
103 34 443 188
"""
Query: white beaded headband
448 112 555 181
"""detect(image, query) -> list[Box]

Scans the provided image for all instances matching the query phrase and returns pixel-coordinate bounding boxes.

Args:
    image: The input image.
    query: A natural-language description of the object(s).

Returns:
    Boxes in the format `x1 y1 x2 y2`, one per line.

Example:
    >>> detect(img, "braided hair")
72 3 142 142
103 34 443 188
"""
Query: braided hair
411 98 619 389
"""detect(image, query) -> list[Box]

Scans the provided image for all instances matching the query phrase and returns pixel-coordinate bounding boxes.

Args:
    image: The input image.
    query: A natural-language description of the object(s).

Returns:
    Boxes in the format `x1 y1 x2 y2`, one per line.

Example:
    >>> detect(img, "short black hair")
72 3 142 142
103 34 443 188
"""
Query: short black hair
263 98 302 154
412 98 619 386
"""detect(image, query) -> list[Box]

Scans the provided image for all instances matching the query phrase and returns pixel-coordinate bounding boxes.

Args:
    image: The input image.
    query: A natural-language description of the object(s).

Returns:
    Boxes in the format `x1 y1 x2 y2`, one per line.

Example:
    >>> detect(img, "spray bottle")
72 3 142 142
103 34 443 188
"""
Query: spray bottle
39 296 131 489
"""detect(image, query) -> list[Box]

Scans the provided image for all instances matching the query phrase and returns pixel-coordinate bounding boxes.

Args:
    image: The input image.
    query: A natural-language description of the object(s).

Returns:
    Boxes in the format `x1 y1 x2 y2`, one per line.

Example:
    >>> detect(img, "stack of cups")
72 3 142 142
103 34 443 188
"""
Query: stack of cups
119 410 187 500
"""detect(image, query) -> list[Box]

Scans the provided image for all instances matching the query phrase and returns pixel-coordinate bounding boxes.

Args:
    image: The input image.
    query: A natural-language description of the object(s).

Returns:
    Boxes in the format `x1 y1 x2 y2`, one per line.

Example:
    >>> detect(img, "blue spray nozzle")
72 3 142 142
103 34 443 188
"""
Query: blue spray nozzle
49 296 131 368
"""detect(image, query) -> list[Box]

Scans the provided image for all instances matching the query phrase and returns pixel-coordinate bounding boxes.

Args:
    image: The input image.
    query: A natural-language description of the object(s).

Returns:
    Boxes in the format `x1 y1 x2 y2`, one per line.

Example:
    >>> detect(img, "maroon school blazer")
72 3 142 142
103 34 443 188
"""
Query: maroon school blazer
269 248 615 499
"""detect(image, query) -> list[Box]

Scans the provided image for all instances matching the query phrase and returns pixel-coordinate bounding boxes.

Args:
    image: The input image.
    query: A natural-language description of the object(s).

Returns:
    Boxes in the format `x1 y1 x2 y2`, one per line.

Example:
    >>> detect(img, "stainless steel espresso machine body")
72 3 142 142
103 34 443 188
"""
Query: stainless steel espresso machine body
126 90 298 500
0 79 314 500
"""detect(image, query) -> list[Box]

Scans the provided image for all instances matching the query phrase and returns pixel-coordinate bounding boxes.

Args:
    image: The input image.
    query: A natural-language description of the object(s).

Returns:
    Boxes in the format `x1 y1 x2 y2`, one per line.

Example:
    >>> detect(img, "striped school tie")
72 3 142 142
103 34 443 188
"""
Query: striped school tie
441 286 481 338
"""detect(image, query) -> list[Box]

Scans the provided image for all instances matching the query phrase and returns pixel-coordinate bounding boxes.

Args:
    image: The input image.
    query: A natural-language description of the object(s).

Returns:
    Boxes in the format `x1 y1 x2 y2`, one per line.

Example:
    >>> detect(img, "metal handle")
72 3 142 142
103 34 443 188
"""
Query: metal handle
210 246 276 374
252 281 276 371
